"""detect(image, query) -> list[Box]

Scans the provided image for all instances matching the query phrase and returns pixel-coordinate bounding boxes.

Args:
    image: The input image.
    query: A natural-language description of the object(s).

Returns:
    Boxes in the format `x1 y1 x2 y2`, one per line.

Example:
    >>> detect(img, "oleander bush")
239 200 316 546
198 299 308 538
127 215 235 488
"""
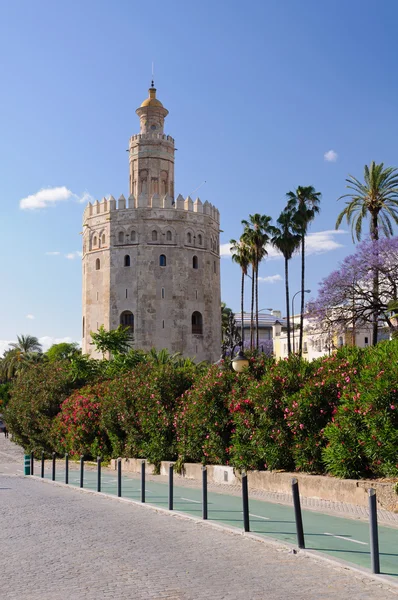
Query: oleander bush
4 361 78 453
4 340 398 479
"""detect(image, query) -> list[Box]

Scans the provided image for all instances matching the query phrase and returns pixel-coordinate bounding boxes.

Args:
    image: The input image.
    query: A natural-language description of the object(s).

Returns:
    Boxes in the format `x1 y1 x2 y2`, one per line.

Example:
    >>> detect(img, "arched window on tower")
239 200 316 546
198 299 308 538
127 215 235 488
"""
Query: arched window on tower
166 230 172 241
159 254 166 267
118 231 124 243
102 234 106 245
120 310 134 333
152 230 158 242
187 232 192 244
192 311 203 335
131 230 136 242
193 255 198 269
95 258 100 270
198 234 202 246
124 255 130 267
93 236 97 247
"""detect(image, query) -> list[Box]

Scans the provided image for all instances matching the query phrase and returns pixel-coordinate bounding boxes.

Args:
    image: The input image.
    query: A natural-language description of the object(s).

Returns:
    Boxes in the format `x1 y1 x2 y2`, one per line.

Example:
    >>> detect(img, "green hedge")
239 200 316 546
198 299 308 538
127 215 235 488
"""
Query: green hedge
5 341 398 478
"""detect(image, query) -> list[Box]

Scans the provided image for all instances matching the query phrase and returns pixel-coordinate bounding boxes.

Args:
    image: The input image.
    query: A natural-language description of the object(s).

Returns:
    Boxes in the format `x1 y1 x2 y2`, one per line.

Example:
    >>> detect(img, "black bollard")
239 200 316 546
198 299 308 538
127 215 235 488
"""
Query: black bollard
30 451 34 476
80 455 84 488
369 488 380 574
141 460 145 503
52 453 56 481
65 453 69 484
168 463 174 510
117 458 122 498
292 478 305 549
41 451 45 478
202 466 208 520
242 471 250 532
97 456 102 492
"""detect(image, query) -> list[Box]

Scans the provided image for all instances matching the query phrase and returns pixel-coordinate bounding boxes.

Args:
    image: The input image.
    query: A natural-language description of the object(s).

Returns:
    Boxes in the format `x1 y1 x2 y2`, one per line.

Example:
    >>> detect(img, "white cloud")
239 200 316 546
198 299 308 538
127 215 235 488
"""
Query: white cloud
305 230 346 255
258 274 282 284
78 191 96 204
20 187 95 210
26 314 35 320
38 336 81 351
65 251 83 260
0 340 14 355
45 251 61 256
220 243 233 258
20 186 74 210
221 230 347 261
324 149 338 162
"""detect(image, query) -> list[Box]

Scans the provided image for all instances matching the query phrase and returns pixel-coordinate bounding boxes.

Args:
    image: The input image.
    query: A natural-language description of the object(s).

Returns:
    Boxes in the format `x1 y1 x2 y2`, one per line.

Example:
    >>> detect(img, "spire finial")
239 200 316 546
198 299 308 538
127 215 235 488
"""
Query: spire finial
151 61 155 88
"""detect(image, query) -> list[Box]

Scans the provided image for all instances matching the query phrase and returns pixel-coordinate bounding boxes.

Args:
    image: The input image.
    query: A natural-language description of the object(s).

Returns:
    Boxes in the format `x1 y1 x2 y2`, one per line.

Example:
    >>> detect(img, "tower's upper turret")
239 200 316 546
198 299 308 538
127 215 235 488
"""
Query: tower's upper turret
135 82 169 135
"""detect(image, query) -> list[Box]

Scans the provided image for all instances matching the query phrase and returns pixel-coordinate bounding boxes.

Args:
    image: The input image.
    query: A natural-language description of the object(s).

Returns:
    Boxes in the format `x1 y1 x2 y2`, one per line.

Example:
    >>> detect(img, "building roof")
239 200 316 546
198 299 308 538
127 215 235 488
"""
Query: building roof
140 84 164 108
234 312 287 328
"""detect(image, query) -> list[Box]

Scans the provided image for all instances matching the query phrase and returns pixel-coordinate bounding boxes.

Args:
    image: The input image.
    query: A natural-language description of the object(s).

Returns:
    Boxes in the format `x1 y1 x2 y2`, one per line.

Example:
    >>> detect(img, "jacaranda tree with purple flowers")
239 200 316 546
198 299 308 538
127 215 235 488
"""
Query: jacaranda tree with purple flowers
307 237 398 339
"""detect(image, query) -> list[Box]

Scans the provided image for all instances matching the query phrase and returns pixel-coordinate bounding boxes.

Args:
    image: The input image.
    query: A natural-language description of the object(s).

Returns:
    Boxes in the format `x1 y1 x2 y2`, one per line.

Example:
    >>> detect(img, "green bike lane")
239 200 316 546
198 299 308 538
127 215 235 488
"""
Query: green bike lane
38 468 398 579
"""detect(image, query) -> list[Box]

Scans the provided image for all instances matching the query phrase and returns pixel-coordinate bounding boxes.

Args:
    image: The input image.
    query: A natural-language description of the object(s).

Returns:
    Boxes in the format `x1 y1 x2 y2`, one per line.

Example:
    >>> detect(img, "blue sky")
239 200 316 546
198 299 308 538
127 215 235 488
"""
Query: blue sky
1 0 398 352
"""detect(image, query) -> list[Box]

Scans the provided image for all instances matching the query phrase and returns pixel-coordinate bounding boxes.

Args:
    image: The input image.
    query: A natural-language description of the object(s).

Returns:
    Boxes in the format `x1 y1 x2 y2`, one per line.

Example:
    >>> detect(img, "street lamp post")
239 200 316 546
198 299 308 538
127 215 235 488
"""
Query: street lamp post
292 289 310 355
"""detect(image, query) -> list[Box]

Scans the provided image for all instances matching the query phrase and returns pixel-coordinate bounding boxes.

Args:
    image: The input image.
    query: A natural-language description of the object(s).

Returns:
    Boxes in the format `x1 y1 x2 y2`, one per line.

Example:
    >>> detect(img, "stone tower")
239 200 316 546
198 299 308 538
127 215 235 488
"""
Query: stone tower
82 83 221 362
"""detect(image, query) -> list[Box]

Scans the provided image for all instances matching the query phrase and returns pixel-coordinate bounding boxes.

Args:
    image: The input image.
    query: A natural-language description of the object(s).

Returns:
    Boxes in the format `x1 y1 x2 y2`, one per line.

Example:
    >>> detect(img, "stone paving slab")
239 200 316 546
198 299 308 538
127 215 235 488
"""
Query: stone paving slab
1 475 398 600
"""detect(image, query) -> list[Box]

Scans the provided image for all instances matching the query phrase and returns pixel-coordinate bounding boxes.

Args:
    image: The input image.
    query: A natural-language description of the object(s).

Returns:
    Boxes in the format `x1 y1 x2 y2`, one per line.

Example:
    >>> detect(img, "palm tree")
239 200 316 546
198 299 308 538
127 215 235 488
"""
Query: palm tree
230 239 250 347
271 208 301 356
221 302 233 339
241 214 273 350
286 186 321 356
336 161 398 345
10 334 42 353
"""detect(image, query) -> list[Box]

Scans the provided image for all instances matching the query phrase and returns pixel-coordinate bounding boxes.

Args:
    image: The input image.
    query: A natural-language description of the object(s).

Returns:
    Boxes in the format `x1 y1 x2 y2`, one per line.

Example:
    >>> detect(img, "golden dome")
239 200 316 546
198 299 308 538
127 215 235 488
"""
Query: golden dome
140 84 164 108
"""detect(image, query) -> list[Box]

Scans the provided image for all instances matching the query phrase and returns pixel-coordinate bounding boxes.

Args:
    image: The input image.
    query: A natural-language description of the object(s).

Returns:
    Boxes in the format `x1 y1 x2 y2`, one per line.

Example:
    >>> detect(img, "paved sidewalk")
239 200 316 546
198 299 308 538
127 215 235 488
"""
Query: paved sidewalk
1 474 397 600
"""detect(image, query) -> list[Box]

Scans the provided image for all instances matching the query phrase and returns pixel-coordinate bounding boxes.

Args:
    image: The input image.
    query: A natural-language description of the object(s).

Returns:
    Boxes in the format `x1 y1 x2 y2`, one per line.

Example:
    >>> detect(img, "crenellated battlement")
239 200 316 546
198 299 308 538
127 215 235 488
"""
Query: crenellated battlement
129 133 174 144
83 193 220 224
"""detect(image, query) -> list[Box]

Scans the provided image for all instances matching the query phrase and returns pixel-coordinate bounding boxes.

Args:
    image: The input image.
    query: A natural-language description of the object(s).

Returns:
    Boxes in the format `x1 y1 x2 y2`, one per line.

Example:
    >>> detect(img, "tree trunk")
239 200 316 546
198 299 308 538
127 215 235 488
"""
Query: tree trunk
299 234 305 357
250 264 255 350
241 269 245 348
285 256 291 355
255 261 259 351
371 212 379 346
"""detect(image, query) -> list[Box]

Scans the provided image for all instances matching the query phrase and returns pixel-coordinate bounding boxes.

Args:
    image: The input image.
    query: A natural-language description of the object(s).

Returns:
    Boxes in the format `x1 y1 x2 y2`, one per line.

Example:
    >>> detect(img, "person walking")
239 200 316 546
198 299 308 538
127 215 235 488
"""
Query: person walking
4 426 8 438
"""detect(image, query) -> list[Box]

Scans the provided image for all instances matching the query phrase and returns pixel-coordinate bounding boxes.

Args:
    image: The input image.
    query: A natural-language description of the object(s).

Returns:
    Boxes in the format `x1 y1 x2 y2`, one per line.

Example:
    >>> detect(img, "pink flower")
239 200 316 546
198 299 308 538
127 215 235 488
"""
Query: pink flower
299 423 304 430
391 405 395 410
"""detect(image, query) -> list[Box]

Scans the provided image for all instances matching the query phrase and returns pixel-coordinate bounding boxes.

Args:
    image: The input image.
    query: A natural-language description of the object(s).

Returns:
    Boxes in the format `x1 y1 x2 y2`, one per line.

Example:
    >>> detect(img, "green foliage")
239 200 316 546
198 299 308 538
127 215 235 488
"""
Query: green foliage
323 341 398 478
0 382 11 408
53 362 196 465
5 339 398 480
176 365 243 465
90 325 132 357
4 361 77 453
46 342 81 362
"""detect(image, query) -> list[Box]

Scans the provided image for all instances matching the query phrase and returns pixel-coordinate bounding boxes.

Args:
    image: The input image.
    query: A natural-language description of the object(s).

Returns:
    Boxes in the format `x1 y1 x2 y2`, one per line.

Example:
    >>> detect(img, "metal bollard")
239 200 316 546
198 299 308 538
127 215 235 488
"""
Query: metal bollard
202 466 208 520
52 452 56 481
292 478 305 549
30 451 34 476
65 453 69 484
141 460 145 503
24 454 31 476
80 455 84 488
117 458 122 498
97 456 102 492
369 488 380 574
168 463 174 510
242 471 250 532
41 451 45 478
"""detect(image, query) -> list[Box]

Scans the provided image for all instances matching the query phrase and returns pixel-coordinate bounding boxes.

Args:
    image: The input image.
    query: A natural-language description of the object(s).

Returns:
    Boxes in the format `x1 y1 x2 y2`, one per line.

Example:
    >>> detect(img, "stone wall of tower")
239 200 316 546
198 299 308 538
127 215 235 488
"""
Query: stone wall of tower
82 196 221 363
